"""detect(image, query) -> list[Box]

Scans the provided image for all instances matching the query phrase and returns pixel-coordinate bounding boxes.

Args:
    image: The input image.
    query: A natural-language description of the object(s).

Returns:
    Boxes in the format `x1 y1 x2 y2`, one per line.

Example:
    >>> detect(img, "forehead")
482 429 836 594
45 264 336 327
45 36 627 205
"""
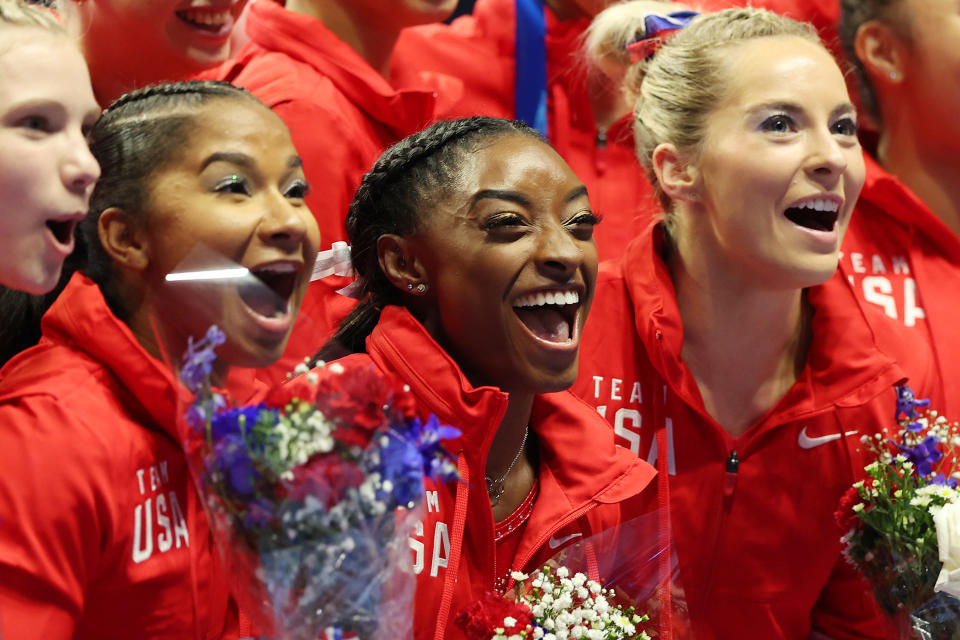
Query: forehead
0 31 91 102
177 99 295 161
714 35 848 109
454 133 577 193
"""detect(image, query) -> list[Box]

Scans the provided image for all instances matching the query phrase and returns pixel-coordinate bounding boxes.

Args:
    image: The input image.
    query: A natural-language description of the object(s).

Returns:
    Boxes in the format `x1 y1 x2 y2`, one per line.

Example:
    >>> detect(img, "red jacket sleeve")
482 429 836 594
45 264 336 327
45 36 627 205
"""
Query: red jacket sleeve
0 398 115 639
811 553 893 639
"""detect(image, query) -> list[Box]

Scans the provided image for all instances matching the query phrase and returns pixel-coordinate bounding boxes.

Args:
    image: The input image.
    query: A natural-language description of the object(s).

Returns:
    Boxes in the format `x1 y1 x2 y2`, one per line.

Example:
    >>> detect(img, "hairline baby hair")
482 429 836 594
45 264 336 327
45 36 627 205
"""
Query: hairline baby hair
586 4 819 217
326 116 548 357
838 0 906 126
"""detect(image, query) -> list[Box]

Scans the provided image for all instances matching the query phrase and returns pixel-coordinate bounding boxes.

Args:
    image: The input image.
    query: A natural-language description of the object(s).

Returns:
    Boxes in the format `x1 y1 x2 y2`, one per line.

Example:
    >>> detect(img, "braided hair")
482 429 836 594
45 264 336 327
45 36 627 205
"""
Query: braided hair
0 80 260 364
327 116 547 356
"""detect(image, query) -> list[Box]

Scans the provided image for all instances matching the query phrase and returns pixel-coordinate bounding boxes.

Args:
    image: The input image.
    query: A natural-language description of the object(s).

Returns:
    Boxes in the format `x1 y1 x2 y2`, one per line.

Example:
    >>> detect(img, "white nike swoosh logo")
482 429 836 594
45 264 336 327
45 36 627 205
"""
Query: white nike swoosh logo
798 427 859 450
547 532 583 550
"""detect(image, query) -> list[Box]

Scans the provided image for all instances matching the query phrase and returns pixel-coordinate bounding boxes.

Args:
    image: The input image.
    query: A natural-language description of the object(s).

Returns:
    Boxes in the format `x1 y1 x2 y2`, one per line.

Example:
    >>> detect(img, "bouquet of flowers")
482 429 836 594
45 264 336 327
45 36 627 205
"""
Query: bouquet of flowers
455 566 650 640
836 385 960 638
181 325 460 639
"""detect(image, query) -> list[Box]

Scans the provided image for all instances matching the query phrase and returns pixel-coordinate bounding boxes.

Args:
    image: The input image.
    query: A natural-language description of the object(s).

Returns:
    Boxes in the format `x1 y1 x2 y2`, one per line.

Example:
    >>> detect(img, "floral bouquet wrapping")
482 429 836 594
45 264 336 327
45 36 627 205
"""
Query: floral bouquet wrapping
454 509 685 640
837 385 960 638
180 326 459 639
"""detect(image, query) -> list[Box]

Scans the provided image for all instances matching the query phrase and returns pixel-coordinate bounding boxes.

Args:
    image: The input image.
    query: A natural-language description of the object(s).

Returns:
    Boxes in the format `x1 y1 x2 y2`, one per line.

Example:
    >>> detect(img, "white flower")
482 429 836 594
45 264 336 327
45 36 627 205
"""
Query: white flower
511 570 529 581
556 566 570 579
504 616 517 627
933 501 960 599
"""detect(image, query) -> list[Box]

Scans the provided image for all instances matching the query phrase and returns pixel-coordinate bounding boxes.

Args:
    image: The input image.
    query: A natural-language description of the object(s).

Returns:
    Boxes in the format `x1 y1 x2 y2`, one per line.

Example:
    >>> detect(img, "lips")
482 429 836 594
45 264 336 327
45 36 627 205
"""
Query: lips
783 196 842 233
512 288 581 344
237 261 301 323
45 212 85 252
175 6 235 36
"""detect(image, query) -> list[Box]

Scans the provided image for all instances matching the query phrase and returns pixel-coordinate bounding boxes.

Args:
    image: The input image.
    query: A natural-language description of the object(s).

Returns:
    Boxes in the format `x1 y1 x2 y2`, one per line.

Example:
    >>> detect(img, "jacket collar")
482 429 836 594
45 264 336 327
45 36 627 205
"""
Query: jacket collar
246 0 438 136
619 225 904 424
365 306 653 506
0 273 180 439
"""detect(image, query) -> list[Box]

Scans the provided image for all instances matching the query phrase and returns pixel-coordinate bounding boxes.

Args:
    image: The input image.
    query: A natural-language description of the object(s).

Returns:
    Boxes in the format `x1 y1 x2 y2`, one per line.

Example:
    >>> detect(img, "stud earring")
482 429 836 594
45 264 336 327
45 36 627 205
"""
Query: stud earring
889 71 899 80
416 283 428 294
407 283 414 290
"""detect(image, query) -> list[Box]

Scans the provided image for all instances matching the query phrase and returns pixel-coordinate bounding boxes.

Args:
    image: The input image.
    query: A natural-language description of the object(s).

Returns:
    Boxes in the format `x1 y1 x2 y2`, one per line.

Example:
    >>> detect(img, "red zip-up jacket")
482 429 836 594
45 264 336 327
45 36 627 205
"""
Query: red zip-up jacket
392 0 659 262
571 228 905 639
335 306 659 640
822 153 960 416
0 274 238 639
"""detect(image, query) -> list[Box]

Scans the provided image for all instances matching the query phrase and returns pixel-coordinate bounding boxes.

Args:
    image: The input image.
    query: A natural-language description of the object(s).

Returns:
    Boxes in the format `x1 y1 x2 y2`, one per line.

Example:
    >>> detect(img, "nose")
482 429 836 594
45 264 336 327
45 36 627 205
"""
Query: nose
61 133 100 198
805 128 847 183
536 220 583 279
258 192 315 254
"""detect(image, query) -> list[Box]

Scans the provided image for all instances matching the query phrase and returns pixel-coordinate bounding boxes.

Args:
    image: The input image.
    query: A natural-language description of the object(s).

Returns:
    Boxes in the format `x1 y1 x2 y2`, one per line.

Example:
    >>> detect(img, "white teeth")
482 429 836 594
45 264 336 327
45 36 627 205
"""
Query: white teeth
794 198 839 213
181 9 230 26
256 263 296 274
513 290 580 308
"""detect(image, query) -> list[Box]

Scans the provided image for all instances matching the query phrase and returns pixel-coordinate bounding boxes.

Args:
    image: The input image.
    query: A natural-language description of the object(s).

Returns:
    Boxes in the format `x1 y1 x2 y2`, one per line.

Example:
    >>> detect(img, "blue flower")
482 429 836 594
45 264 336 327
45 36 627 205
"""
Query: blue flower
186 393 227 432
896 434 943 477
376 431 426 507
931 473 959 489
897 385 931 421
413 415 461 482
181 325 226 393
242 496 276 529
210 404 273 441
214 434 257 497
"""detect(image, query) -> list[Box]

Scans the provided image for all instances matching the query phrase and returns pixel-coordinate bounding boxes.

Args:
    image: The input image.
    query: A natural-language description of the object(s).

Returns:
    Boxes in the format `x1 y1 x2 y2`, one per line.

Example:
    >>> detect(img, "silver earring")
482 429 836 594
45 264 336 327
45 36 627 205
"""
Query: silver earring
416 283 428 294
889 71 899 80
407 283 414 290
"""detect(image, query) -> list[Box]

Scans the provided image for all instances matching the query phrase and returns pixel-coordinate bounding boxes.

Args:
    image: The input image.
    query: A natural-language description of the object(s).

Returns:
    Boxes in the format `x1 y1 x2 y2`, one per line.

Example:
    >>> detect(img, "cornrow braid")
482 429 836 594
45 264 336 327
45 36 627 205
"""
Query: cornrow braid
324 117 546 357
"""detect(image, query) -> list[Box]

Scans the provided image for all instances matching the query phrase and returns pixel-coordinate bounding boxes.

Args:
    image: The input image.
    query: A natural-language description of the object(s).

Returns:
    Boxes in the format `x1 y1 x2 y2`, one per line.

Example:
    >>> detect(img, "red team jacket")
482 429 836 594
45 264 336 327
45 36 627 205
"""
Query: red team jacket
0 274 237 639
827 153 960 416
334 306 658 640
392 0 660 262
571 228 905 639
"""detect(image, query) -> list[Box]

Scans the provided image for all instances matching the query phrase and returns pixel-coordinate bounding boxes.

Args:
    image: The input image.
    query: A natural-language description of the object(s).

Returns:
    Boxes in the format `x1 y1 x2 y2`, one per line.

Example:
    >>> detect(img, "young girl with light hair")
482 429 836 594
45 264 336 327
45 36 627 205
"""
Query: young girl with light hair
0 0 99 295
573 3 903 636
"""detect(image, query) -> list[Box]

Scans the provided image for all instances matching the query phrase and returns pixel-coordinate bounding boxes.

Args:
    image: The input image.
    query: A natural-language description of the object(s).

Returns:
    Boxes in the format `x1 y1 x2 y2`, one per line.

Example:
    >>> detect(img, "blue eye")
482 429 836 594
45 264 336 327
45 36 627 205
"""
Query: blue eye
214 174 249 196
284 179 310 199
832 117 858 137
760 114 795 134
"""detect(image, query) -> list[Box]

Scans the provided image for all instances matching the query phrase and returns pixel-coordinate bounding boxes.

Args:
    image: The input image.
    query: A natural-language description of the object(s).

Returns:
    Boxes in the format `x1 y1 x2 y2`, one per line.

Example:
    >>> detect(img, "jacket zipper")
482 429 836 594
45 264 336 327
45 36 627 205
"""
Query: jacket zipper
698 449 740 613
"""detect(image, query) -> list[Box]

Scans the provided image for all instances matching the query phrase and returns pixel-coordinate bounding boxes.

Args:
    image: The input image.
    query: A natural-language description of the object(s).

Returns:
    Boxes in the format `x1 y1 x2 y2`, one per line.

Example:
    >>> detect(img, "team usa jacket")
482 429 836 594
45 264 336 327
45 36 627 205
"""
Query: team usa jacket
392 0 660 262
329 306 659 640
0 274 238 639
570 228 905 639
825 153 960 416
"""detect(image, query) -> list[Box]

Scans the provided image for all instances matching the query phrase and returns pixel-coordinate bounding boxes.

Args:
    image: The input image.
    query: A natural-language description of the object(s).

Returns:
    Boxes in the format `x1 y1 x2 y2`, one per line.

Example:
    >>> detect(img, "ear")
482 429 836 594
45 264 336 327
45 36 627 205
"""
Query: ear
377 234 428 294
855 20 907 85
98 207 150 272
652 142 700 203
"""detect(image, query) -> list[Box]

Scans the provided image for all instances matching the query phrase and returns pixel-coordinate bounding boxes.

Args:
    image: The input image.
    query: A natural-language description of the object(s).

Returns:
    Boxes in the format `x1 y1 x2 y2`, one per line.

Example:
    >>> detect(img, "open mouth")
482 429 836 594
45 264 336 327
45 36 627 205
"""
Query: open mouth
175 8 233 33
784 198 840 232
512 289 580 344
238 263 299 320
46 218 77 247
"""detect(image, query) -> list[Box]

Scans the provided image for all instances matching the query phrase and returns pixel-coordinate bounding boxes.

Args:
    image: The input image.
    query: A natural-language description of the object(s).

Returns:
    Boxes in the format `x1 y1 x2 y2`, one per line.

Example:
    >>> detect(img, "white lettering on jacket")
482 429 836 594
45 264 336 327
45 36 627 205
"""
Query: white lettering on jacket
590 379 676 475
409 489 450 578
132 461 189 564
842 252 926 328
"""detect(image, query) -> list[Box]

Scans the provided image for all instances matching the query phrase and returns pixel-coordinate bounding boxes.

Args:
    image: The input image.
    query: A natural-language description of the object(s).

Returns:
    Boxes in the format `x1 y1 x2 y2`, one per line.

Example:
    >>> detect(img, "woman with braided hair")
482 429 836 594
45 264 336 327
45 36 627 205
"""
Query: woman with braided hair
0 0 99 296
0 79 319 639
318 116 660 640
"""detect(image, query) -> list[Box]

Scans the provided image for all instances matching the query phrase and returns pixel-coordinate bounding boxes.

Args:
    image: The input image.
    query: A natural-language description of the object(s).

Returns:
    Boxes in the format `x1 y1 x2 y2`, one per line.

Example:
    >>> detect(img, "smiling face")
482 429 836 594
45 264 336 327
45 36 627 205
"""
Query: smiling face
683 35 865 290
78 0 247 101
0 29 100 294
142 99 319 368
409 134 598 395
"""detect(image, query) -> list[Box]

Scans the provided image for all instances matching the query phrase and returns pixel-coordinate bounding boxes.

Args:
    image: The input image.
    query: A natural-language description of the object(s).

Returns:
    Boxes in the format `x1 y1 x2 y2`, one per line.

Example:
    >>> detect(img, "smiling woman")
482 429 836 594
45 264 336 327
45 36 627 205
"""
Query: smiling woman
319 117 660 640
569 3 908 637
0 80 318 639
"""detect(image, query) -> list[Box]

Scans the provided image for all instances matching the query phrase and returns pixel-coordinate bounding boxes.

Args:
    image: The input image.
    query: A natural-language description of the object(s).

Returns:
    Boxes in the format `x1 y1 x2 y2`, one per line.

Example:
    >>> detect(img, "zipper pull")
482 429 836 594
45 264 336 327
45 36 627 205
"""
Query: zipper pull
724 450 739 500
594 128 608 175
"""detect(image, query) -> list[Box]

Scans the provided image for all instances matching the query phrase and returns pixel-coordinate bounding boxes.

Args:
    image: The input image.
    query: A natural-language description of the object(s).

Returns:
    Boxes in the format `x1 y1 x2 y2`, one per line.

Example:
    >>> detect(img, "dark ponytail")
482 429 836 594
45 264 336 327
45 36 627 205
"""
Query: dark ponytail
321 117 546 358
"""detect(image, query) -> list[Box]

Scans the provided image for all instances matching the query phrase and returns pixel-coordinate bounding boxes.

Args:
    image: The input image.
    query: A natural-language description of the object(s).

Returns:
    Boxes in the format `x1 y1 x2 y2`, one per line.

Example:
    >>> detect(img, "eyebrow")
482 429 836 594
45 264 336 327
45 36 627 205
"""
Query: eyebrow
200 152 303 171
469 185 589 209
750 101 858 119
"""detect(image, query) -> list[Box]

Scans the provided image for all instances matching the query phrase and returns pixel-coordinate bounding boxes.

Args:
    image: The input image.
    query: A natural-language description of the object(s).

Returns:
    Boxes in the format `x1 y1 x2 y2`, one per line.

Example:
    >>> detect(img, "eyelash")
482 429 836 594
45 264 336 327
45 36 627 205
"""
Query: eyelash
481 213 526 230
284 179 310 199
566 212 600 227
831 117 858 137
19 115 50 132
215 174 249 196
760 114 796 134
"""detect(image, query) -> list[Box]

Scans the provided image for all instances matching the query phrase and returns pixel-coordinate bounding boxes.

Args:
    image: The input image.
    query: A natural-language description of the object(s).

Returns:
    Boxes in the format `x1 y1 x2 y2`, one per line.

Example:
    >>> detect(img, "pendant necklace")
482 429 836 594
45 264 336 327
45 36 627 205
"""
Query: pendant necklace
486 425 529 506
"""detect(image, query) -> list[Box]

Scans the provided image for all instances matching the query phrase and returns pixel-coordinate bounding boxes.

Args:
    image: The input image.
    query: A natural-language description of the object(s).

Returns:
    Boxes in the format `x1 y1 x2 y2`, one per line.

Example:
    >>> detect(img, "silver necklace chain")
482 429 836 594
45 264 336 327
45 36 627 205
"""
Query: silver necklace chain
486 425 529 506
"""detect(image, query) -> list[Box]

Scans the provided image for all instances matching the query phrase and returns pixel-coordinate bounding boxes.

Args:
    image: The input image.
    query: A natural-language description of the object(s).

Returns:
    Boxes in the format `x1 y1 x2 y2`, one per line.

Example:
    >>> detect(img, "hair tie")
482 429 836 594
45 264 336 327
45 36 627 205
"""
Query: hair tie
624 10 699 63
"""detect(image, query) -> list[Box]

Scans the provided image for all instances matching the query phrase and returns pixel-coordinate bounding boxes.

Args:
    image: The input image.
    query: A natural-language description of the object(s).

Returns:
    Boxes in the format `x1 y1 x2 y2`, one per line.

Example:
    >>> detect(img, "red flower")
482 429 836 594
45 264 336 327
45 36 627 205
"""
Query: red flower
263 372 318 409
285 454 365 509
455 591 533 640
835 485 864 533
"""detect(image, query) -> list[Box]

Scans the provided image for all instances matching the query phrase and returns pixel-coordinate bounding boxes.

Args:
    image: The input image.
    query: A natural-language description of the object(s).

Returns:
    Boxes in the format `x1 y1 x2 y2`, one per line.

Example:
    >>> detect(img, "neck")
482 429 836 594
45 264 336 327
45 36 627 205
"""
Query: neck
487 392 536 520
878 110 960 238
669 229 810 437
285 0 398 78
